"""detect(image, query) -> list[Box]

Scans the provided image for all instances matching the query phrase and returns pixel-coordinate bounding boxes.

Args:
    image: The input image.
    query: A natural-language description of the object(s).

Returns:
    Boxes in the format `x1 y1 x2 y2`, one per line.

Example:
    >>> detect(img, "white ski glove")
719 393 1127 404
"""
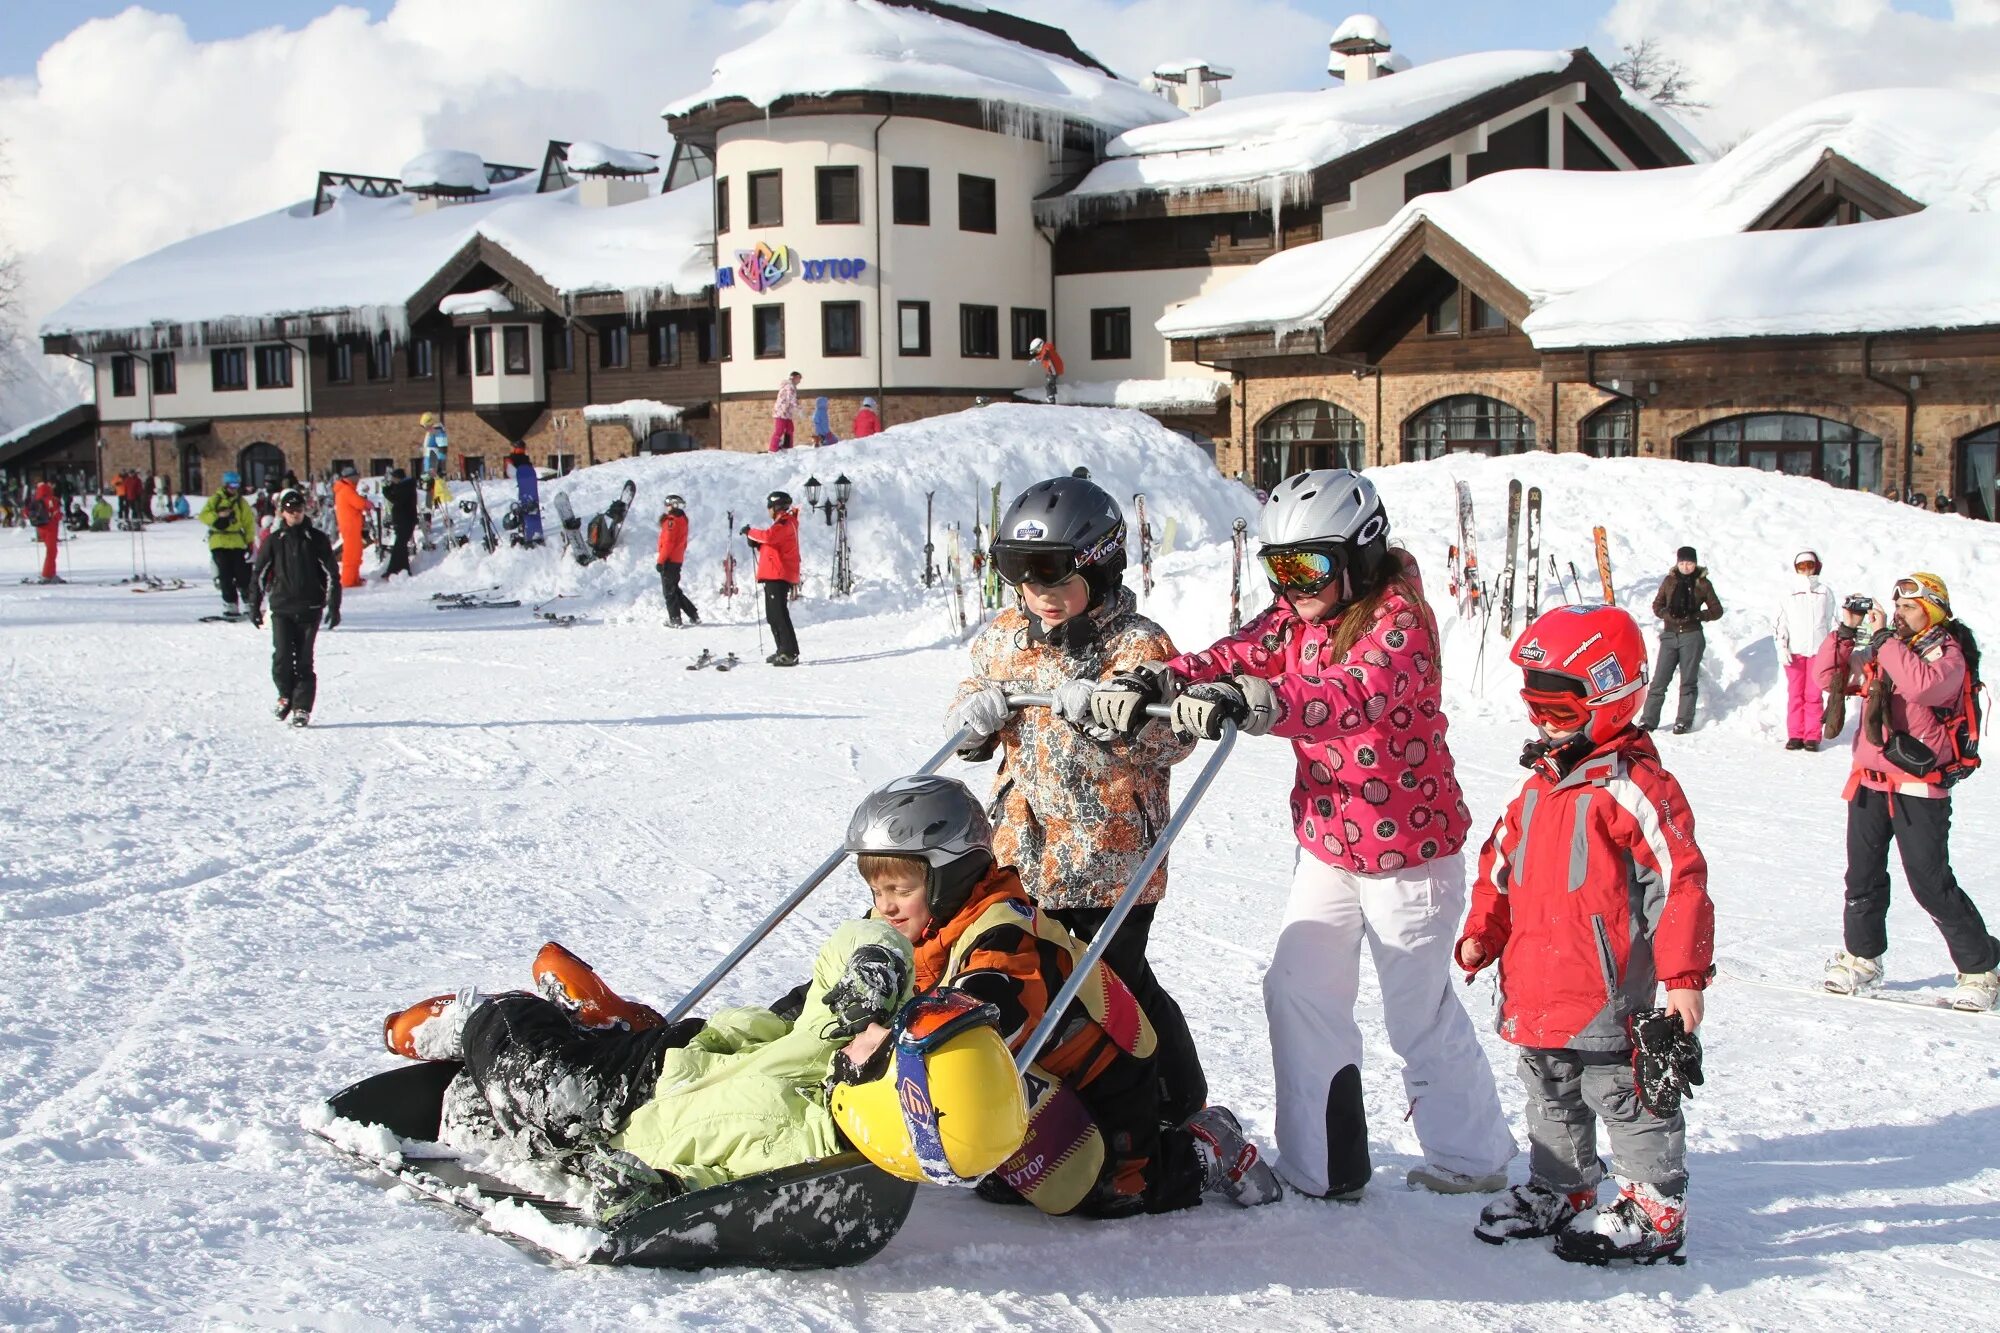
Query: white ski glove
948 685 1012 740
1090 662 1179 736
1170 675 1279 740
1051 678 1097 725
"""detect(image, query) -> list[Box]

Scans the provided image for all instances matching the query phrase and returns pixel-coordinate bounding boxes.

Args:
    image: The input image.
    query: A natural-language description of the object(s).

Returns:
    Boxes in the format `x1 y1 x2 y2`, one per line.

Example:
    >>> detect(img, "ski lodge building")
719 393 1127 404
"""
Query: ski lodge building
28 0 2000 520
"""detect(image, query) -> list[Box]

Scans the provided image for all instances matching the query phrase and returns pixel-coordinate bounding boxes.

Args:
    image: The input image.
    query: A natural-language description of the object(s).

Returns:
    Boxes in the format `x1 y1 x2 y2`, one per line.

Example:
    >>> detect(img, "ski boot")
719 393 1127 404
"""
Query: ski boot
1474 1182 1595 1245
289 711 310 728
1950 970 1999 1012
1187 1105 1283 1207
533 942 665 1032
1824 950 1884 995
383 986 483 1061
1554 1178 1686 1265
274 698 291 721
771 652 800 667
1407 1163 1508 1195
572 1146 685 1226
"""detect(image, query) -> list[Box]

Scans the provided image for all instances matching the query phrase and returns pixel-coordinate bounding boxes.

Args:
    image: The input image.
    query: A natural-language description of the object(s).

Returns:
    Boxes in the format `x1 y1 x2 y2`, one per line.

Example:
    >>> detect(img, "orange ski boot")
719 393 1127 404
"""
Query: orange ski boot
383 989 478 1060
532 942 664 1032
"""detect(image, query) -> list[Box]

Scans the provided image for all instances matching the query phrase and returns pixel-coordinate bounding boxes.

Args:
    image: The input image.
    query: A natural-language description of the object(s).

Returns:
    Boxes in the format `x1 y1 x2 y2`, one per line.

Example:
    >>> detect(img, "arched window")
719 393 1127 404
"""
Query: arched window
1402 395 1536 461
1957 424 2000 520
1580 402 1636 458
237 442 287 491
1255 400 1364 490
1676 414 1881 492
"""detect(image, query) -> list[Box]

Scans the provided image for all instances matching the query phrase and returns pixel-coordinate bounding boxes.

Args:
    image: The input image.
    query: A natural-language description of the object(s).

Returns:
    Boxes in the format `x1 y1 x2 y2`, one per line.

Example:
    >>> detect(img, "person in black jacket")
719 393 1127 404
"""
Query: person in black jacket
1638 545 1725 734
382 468 420 576
250 487 342 727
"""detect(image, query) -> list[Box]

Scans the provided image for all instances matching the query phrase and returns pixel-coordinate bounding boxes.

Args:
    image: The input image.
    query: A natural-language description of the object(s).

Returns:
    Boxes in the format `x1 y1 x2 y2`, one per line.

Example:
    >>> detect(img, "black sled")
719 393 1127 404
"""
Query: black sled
314 1059 916 1270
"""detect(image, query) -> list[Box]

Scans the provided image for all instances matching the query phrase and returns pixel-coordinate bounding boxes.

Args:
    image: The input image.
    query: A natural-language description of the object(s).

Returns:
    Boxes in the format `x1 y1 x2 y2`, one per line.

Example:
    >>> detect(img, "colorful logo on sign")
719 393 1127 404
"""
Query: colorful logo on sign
736 242 792 293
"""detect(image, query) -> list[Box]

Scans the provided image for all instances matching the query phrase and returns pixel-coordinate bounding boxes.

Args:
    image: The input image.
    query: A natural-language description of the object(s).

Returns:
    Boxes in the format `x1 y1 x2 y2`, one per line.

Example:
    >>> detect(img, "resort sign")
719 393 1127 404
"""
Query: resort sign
720 242 867 292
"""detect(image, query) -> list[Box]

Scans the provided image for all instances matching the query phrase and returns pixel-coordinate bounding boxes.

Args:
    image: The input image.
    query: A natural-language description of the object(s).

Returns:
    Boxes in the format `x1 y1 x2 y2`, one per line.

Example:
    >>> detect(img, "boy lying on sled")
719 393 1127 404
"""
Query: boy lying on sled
380 775 1278 1222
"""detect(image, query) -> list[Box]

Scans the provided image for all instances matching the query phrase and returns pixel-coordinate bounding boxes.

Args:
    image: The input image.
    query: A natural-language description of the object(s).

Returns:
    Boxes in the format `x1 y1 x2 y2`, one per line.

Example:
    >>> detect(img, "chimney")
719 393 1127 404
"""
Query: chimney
1329 14 1391 85
580 175 651 208
1149 59 1234 112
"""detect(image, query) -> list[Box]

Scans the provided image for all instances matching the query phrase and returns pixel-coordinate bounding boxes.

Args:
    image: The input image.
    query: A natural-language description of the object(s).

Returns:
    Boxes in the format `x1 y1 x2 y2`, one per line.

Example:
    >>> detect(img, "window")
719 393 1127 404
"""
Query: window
255 344 293 389
473 327 494 376
599 324 628 369
718 309 733 362
958 174 996 233
1581 402 1637 459
1958 424 2000 519
748 170 782 227
822 301 861 357
753 304 785 358
1470 295 1507 332
367 333 392 382
329 458 354 477
1228 214 1271 247
327 341 353 384
893 166 930 225
716 176 729 233
695 312 718 363
463 456 486 480
211 348 247 392
960 304 998 358
238 442 287 491
1404 154 1452 202
816 166 860 225
1090 308 1132 361
1677 414 1882 493
651 323 681 368
898 301 931 356
503 326 530 375
1426 283 1461 335
111 355 135 397
1256 400 1366 490
547 452 577 475
408 456 424 477
369 457 392 477
406 337 435 379
1403 395 1536 461
151 352 176 395
454 328 472 376
1010 308 1047 360
547 326 573 373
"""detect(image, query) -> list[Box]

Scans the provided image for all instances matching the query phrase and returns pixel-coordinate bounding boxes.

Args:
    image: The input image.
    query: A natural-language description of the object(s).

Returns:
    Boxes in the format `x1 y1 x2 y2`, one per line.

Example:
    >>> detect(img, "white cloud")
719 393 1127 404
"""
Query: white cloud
1604 0 2000 142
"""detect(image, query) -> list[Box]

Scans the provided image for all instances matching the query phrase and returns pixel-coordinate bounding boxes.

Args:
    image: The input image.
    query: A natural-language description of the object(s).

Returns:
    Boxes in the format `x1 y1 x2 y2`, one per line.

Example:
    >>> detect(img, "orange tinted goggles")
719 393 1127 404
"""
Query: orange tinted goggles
1521 687 1590 731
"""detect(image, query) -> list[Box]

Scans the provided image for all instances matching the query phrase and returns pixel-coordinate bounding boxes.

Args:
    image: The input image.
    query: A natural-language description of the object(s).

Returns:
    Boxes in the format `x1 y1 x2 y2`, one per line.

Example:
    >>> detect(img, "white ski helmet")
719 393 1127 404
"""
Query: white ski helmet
1028 336 1045 354
1257 469 1392 601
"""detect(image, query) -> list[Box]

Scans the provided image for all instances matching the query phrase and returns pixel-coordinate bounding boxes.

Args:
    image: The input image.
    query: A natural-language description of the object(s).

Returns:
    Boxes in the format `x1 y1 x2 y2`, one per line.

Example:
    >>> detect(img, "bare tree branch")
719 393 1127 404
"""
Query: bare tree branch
1608 37 1708 111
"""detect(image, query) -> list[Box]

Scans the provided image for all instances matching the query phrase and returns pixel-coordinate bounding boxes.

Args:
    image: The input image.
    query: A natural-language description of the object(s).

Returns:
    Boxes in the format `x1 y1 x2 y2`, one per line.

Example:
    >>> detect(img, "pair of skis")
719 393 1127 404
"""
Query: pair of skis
685 649 741 673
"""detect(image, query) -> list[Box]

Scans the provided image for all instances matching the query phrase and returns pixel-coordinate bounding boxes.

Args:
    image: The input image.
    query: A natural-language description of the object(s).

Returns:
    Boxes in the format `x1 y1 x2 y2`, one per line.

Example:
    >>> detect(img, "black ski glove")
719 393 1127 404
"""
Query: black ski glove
739 525 751 537
1629 1008 1704 1117
250 604 265 629
323 602 341 630
818 943 910 1041
212 508 235 532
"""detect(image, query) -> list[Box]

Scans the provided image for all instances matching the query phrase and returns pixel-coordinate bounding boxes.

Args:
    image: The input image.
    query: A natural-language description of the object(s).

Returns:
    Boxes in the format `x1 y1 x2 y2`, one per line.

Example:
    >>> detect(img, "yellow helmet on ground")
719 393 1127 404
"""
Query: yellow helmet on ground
831 990 1027 1185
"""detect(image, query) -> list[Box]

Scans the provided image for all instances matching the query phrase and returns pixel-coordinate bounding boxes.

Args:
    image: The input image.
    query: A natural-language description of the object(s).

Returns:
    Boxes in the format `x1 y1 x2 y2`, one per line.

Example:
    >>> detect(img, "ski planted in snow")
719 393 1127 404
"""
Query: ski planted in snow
1551 555 1571 605
1499 480 1522 639
971 499 985 607
1523 486 1543 625
720 509 739 603
984 481 1002 609
946 521 967 633
922 493 937 588
1133 493 1154 601
1229 517 1249 634
1593 526 1615 603
1568 560 1586 605
1454 480 1481 621
468 476 501 554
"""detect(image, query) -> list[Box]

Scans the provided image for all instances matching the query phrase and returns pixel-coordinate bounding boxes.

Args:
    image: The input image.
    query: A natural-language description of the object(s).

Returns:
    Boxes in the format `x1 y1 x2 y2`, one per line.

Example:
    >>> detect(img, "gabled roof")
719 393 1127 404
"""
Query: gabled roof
0 404 96 469
1043 47 1703 219
662 0 1175 143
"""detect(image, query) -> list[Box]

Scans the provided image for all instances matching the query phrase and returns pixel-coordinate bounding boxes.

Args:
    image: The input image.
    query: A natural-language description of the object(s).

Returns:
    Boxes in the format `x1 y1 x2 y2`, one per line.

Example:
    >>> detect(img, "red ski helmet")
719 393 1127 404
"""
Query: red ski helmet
1509 605 1649 743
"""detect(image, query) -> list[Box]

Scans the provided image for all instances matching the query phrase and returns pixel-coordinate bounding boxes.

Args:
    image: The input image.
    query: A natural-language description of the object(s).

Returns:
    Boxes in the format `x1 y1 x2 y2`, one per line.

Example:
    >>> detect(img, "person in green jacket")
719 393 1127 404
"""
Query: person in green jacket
196 470 259 617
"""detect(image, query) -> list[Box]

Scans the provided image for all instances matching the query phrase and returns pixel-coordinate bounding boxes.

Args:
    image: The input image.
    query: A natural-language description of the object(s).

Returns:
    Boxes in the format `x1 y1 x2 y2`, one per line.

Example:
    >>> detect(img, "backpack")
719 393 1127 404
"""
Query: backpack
25 495 52 527
1933 622 1985 787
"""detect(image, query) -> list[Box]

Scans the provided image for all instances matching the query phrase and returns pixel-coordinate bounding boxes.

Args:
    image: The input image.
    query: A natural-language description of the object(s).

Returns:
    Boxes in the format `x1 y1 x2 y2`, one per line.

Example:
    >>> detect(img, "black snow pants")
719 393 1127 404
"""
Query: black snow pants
271 609 322 714
213 547 253 609
762 579 799 658
659 560 700 626
1050 902 1208 1127
387 525 415 576
459 995 697 1157
1844 786 2000 973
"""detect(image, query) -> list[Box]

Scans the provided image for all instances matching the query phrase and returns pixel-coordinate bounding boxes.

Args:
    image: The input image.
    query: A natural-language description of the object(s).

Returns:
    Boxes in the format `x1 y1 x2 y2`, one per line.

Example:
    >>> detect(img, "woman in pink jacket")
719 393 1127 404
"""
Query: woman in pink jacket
1092 469 1515 1201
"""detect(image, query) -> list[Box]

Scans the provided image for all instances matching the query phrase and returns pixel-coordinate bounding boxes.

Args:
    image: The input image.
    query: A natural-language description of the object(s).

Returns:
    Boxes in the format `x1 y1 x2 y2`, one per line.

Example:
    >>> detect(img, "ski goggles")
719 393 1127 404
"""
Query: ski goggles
992 530 1120 588
891 991 1002 1187
1259 545 1344 595
1520 669 1590 731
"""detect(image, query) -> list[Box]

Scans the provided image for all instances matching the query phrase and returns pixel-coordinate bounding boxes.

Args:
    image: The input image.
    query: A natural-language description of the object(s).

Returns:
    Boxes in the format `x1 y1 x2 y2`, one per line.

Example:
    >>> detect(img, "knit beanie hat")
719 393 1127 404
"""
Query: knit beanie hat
1676 546 1697 563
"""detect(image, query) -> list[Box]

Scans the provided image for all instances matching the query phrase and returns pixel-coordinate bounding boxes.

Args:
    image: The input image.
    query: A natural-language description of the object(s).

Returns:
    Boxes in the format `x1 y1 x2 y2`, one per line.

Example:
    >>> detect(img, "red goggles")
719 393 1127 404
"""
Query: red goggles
1520 670 1590 731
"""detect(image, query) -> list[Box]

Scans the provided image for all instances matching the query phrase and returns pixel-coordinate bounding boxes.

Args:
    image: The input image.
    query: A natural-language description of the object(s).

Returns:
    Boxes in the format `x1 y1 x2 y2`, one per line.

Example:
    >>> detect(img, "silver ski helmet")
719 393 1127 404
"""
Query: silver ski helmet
991 476 1126 607
1257 468 1391 605
845 775 995 920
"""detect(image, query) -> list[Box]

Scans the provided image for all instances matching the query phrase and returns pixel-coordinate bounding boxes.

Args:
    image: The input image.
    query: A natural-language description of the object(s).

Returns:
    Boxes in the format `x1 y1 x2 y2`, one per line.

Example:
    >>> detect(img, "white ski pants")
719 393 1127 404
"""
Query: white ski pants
1264 850 1517 1196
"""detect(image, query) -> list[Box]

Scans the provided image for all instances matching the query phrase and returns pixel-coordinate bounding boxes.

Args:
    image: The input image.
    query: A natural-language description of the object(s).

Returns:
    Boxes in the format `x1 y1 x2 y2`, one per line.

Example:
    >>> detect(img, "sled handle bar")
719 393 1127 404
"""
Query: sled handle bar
1003 692 1174 722
1013 719 1237 1076
661 724 974 1023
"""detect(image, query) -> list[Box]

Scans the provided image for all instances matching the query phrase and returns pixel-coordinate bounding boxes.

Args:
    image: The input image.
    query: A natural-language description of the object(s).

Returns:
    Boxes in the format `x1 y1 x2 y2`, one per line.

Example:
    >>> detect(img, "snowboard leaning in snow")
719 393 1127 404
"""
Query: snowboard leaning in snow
583 481 638 564
553 492 586 564
310 1060 916 1270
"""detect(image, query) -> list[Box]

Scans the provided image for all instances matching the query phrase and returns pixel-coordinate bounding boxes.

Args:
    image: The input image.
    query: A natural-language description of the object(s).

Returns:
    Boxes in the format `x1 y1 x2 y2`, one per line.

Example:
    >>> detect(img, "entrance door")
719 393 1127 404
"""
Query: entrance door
237 442 286 491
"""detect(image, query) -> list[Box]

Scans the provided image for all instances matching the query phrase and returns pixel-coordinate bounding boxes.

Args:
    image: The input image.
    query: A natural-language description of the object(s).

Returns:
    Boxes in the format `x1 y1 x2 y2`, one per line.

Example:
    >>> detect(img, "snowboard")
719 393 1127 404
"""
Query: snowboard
584 481 638 563
1523 486 1543 625
554 493 586 564
1454 481 1480 621
1499 480 1522 639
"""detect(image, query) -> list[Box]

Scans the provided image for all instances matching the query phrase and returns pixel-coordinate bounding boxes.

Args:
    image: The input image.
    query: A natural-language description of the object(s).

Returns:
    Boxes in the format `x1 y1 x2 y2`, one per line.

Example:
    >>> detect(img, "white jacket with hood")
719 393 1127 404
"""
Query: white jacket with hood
1774 554 1835 659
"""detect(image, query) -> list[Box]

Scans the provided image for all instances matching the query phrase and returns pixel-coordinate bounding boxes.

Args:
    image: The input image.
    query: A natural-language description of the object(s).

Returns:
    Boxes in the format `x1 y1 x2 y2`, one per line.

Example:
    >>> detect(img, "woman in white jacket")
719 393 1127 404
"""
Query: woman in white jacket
1775 550 1836 750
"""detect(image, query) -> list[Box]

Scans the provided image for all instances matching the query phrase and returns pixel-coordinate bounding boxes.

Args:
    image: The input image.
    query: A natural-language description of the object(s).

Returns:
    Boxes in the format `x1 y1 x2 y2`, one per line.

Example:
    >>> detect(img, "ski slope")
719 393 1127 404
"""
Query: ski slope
3 413 1999 1330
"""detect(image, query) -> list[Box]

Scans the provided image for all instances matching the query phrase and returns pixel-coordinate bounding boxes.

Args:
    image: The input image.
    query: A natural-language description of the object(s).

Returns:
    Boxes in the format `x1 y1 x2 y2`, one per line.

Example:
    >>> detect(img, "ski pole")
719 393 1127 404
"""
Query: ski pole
661 725 975 1023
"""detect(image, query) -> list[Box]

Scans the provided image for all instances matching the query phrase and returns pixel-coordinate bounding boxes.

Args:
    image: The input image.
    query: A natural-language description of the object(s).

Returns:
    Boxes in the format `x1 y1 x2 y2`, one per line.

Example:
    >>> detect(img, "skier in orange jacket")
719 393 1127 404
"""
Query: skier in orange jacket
332 469 373 588
1030 337 1064 405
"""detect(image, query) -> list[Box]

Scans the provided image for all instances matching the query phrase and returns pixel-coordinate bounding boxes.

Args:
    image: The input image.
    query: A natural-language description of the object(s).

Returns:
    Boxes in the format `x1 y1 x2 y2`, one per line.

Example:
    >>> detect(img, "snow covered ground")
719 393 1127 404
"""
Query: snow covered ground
4 411 1999 1329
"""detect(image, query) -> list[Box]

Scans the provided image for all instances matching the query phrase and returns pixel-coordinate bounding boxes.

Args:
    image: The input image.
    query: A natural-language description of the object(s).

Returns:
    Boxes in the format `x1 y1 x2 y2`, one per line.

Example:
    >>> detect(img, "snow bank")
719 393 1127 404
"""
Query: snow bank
1014 377 1226 412
663 0 1177 142
400 149 488 195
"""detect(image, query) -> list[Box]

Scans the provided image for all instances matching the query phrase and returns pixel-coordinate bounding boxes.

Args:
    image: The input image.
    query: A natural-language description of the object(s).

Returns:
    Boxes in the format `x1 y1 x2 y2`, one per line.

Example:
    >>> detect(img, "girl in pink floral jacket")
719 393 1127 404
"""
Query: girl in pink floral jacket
1091 470 1515 1202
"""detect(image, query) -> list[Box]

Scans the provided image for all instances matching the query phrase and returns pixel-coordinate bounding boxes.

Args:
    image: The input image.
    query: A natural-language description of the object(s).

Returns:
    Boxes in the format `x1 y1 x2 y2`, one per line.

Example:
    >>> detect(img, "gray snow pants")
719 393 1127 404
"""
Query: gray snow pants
1519 1048 1686 1195
1639 629 1706 730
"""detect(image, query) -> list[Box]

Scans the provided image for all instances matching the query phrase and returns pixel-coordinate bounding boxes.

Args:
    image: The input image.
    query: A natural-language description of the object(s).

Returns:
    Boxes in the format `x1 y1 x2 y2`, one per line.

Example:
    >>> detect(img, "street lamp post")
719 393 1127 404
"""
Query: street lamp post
804 474 854 596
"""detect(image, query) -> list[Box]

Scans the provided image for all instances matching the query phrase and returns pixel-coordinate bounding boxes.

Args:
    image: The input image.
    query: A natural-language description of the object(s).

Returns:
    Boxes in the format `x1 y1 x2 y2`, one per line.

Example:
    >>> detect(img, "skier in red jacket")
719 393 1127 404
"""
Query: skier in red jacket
1457 604 1714 1267
743 490 801 665
654 495 700 628
30 480 61 581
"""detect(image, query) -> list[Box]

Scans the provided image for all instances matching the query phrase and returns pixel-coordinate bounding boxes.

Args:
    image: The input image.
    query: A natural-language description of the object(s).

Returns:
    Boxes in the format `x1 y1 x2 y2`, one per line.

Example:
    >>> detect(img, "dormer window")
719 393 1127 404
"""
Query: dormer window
1426 283 1460 335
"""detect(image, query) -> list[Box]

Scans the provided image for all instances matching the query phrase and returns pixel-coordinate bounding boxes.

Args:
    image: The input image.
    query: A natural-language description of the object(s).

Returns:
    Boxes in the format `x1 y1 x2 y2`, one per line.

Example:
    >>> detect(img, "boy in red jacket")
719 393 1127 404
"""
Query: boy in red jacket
743 490 801 665
655 495 701 628
1458 605 1714 1266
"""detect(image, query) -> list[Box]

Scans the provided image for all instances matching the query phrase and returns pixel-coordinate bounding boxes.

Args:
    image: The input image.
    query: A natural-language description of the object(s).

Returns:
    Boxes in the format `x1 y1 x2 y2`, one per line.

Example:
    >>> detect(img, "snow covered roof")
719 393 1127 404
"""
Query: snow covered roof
1052 50 1576 211
1151 59 1234 82
1013 377 1227 413
42 177 714 350
662 0 1177 142
1330 14 1391 49
563 140 658 177
438 290 516 316
1524 210 2000 348
401 149 488 196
